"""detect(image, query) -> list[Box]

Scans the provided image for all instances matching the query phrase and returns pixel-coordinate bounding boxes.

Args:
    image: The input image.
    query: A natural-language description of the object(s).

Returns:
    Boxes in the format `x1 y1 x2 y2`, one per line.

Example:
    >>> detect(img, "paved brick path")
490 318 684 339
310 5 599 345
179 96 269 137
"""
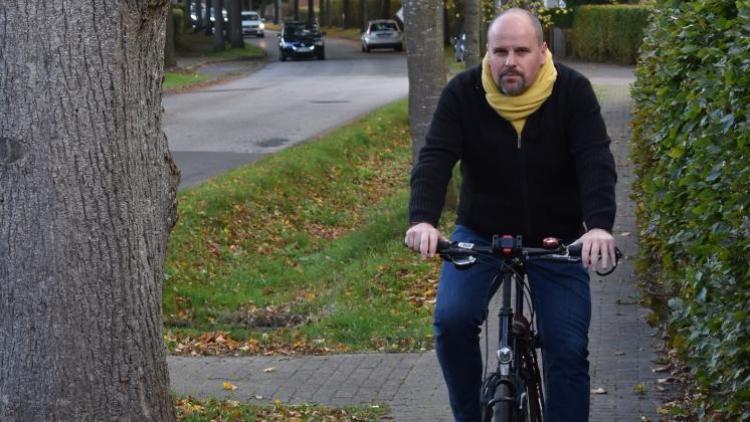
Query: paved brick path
168 60 664 421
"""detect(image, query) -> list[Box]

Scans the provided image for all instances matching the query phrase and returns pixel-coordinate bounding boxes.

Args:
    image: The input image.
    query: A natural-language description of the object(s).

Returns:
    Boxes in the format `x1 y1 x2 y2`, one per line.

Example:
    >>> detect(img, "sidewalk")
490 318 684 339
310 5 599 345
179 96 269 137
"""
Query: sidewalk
168 61 665 421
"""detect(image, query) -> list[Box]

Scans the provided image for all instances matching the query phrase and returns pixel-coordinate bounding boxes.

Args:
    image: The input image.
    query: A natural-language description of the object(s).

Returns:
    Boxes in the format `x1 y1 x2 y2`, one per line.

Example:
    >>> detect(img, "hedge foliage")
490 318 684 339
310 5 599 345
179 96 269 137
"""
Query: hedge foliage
571 5 651 64
631 1 750 419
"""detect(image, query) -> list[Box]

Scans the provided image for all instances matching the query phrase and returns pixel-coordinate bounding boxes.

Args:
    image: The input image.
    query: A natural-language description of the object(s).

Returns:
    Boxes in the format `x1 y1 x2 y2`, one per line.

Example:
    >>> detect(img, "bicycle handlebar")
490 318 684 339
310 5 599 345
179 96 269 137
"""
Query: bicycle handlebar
436 236 622 276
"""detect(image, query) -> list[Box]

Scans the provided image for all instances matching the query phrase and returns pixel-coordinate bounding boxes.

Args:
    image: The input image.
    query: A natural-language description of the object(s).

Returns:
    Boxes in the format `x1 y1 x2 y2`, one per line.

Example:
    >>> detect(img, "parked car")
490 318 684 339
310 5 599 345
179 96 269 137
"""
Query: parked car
278 21 325 61
241 11 265 37
361 19 403 53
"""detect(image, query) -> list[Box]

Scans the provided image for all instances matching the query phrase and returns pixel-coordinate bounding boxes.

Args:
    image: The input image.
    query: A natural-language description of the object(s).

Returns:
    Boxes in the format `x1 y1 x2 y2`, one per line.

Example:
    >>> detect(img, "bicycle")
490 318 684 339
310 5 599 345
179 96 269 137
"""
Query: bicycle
436 235 621 422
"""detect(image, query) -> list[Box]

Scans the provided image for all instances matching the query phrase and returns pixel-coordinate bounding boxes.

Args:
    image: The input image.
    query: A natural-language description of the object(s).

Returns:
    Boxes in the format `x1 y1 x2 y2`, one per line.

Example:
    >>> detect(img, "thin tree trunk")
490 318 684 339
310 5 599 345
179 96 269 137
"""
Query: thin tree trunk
464 0 481 67
345 0 352 27
382 0 390 19
229 0 244 47
295 0 300 20
360 0 367 31
166 5 177 67
308 0 315 24
213 0 225 50
205 0 212 34
0 1 180 420
320 0 327 25
404 0 445 159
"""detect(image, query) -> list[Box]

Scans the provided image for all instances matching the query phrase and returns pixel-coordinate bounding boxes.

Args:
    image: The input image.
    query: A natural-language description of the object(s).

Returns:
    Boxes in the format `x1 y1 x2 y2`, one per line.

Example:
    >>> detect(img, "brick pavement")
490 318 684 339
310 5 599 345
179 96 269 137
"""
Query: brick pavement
168 61 665 421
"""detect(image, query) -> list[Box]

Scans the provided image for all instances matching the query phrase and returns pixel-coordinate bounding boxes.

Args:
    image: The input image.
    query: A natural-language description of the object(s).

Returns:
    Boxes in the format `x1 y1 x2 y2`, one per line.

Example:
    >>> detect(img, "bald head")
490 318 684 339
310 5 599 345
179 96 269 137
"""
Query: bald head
488 8 544 46
485 7 548 95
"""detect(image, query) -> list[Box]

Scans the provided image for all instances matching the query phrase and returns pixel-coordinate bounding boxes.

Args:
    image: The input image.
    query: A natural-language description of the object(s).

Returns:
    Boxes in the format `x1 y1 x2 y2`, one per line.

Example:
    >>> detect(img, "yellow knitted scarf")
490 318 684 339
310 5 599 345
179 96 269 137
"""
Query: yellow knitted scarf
481 49 557 135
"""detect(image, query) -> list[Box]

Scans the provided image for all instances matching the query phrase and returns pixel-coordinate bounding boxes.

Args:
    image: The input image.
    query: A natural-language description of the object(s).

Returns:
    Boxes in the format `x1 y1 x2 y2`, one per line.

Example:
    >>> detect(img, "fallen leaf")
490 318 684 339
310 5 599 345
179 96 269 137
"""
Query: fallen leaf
591 387 608 395
264 367 277 373
651 364 671 373
222 381 238 390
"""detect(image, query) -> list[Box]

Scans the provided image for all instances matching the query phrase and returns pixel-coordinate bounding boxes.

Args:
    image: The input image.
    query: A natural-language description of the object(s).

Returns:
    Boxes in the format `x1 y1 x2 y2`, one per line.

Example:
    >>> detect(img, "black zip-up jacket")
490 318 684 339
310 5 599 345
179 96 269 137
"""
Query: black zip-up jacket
408 62 617 246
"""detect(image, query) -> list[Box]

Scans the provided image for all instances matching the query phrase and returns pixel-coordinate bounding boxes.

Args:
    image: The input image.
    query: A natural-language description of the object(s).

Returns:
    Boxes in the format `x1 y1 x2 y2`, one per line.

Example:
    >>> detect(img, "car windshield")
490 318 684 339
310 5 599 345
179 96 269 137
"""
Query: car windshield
285 24 319 37
242 12 259 20
370 22 398 31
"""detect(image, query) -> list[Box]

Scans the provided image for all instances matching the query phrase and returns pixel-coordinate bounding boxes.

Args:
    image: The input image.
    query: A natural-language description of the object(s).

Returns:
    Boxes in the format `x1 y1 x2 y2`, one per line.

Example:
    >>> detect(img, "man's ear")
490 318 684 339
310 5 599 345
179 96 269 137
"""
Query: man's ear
540 42 548 64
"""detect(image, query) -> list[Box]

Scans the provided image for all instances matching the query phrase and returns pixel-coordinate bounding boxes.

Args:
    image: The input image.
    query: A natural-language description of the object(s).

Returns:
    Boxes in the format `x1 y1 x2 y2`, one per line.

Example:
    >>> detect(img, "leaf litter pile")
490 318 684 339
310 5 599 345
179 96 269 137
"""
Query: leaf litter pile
164 102 448 356
175 397 388 421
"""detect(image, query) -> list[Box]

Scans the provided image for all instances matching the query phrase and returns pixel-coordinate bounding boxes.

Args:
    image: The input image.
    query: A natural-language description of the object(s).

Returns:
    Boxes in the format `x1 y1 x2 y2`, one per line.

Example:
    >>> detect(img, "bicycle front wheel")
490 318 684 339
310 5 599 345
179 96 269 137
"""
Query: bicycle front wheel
493 382 514 422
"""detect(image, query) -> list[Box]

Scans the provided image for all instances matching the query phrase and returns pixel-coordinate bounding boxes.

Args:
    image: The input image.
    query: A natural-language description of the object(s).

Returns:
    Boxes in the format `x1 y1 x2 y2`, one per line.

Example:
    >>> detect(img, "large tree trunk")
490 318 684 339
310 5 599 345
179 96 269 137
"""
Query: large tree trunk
464 0 481 67
404 0 445 159
0 1 180 421
229 0 244 48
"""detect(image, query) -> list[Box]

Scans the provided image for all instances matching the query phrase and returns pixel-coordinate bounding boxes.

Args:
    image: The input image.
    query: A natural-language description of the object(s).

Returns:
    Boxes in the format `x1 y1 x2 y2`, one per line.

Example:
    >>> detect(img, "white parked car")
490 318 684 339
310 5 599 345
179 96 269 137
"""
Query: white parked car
361 19 403 53
241 11 265 38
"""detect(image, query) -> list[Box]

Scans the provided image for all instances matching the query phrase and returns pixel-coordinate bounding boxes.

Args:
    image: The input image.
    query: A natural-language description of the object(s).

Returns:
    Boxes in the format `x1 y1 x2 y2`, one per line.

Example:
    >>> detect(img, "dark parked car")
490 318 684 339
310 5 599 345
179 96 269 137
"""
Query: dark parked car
278 21 325 61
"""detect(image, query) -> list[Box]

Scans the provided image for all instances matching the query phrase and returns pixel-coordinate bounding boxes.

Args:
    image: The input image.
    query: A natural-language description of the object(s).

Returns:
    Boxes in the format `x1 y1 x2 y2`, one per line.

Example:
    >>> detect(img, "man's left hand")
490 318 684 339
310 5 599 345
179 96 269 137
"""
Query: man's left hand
571 228 617 271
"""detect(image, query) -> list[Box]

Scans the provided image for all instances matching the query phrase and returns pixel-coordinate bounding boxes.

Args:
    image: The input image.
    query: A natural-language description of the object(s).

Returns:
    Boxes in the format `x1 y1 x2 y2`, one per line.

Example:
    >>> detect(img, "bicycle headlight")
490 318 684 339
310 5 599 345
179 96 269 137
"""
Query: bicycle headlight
498 347 513 364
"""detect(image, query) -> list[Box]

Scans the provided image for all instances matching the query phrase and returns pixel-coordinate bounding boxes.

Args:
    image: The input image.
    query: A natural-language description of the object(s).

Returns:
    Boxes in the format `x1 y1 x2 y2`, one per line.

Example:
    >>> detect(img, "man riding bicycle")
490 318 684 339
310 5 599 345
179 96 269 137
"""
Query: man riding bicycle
404 8 618 422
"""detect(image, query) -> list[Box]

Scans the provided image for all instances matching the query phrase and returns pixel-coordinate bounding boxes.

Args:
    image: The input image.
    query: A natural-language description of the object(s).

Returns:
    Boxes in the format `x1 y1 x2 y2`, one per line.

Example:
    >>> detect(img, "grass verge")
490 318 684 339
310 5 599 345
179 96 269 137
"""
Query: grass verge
175 397 387 421
164 100 454 355
164 31 266 91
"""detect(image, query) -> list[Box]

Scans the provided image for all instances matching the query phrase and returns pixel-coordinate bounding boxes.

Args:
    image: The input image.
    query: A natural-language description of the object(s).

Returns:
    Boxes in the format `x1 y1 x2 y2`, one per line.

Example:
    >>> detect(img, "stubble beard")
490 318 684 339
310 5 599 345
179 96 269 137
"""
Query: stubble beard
499 72 526 96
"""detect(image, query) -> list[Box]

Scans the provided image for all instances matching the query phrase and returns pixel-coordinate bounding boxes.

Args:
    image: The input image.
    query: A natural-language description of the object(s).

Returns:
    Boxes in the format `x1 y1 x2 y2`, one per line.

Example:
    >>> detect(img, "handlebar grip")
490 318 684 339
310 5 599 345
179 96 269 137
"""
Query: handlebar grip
437 239 452 252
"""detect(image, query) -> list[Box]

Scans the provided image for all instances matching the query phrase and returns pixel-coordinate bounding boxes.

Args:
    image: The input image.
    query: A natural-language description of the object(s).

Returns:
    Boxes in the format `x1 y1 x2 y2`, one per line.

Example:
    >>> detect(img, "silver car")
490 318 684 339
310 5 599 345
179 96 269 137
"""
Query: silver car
361 20 403 53
241 11 265 37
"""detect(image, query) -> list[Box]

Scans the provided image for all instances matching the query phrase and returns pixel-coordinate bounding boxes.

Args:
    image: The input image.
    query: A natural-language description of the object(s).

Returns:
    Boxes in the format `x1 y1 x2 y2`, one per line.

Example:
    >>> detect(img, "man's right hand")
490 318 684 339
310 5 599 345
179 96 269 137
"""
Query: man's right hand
404 222 445 259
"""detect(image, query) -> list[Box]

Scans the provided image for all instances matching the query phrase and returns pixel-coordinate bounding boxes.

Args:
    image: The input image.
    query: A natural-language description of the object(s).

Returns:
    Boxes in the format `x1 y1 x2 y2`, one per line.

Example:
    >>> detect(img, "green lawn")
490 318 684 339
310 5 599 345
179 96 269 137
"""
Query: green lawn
164 100 454 355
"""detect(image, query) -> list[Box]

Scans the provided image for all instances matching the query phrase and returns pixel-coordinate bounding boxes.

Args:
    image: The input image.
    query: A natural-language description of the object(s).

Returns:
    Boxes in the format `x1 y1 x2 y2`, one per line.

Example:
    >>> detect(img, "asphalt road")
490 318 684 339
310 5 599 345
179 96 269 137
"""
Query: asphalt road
163 31 408 188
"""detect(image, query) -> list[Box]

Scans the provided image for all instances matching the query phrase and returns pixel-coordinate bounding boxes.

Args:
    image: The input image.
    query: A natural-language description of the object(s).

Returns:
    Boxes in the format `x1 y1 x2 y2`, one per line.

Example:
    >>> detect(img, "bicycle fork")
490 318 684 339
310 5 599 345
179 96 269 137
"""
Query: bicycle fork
481 272 539 421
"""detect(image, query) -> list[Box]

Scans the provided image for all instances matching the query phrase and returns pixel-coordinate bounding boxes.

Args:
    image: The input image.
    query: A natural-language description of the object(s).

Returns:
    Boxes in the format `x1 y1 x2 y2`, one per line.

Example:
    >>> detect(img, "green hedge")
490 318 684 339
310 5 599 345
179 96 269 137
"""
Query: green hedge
631 1 750 419
571 5 651 64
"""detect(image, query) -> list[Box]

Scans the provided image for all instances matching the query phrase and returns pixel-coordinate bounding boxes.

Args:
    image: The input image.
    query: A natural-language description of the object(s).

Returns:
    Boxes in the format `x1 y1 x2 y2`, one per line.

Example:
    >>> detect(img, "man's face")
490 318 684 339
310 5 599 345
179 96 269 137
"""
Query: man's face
487 14 547 96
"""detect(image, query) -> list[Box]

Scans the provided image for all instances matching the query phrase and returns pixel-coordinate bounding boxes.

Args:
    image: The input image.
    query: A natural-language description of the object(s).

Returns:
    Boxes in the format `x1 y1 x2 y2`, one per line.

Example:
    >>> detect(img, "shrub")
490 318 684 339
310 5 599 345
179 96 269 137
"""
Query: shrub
630 1 750 419
571 4 651 64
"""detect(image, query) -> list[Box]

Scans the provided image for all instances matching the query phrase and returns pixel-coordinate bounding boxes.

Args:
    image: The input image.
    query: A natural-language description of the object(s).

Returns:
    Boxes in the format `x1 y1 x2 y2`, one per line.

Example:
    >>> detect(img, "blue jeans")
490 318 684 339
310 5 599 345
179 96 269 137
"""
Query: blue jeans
434 225 591 422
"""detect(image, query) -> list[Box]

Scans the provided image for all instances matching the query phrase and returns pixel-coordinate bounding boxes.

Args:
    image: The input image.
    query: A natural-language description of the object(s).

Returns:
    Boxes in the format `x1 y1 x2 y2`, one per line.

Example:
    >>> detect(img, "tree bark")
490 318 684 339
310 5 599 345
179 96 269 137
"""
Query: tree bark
382 0 390 19
0 1 180 421
229 0 244 47
308 0 315 25
404 0 445 159
294 0 300 20
464 0 481 67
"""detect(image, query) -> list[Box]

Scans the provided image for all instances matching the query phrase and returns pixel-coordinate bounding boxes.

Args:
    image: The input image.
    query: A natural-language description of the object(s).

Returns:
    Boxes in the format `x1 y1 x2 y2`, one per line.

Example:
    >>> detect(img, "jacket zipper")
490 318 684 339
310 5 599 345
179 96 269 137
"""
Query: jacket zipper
517 133 533 238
